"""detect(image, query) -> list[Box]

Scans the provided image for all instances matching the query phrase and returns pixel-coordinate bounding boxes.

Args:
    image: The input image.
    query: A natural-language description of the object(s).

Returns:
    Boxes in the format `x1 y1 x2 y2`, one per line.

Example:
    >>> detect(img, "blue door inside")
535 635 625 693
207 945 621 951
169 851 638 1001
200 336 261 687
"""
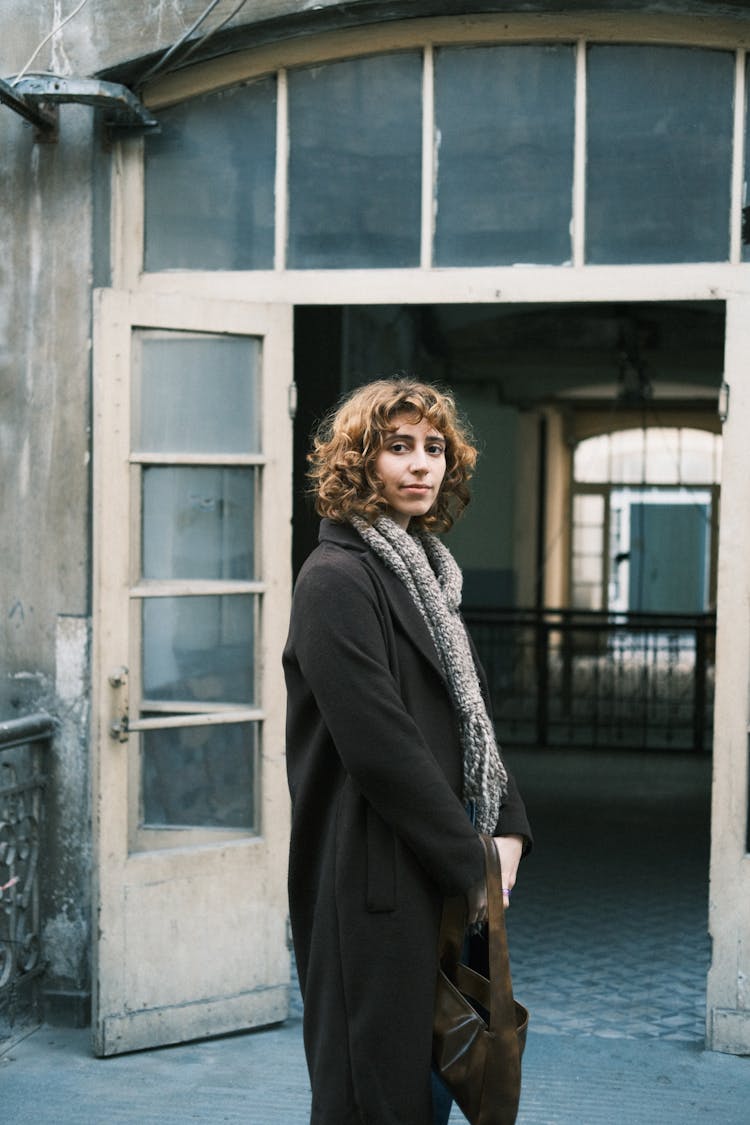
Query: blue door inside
628 502 709 613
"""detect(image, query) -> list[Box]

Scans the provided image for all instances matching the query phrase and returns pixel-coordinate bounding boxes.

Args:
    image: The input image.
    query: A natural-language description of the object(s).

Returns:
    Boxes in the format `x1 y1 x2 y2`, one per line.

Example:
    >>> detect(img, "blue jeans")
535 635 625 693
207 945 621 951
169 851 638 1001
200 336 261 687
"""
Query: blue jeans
431 1069 453 1125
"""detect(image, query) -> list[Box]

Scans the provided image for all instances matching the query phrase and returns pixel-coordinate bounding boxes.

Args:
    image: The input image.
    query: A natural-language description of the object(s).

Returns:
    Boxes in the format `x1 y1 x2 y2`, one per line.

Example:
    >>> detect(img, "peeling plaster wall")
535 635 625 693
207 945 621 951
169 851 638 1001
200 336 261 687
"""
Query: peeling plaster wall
44 616 92 991
0 55 95 1019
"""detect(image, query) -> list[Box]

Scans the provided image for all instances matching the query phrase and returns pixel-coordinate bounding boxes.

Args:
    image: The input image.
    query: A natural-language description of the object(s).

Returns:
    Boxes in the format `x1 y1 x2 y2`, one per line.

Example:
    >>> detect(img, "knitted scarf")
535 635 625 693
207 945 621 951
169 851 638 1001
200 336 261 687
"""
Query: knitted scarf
350 515 507 834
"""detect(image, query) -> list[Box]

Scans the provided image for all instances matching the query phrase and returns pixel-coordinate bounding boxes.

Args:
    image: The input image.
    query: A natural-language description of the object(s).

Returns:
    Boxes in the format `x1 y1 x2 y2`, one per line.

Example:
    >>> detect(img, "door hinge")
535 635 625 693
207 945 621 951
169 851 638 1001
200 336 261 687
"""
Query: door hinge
288 382 298 420
718 381 730 424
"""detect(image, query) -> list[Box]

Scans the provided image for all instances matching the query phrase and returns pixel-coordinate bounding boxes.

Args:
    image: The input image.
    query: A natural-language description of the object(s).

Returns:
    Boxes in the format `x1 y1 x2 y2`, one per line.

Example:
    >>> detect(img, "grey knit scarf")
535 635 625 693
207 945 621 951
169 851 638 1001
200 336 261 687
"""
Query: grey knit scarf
350 515 507 834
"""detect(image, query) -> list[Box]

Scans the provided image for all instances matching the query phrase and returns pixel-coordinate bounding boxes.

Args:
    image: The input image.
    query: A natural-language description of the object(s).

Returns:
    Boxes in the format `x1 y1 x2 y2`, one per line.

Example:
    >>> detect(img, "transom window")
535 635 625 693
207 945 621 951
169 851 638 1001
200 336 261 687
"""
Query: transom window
143 42 745 272
574 428 722 486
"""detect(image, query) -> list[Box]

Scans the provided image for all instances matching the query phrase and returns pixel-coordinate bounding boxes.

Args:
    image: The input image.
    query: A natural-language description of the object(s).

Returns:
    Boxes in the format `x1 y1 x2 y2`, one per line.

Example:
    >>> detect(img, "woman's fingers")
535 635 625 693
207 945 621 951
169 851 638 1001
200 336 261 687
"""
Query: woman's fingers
493 834 525 909
466 835 525 923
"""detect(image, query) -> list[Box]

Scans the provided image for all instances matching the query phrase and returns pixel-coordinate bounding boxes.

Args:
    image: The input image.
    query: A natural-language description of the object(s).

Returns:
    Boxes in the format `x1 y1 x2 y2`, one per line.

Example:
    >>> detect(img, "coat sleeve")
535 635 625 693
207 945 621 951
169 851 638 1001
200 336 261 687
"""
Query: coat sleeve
287 552 485 898
494 770 533 849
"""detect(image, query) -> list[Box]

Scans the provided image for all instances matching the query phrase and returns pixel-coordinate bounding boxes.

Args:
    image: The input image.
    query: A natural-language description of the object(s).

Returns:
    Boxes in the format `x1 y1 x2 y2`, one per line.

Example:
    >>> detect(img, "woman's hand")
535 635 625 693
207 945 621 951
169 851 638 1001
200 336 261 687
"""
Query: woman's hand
493 834 524 909
466 834 525 923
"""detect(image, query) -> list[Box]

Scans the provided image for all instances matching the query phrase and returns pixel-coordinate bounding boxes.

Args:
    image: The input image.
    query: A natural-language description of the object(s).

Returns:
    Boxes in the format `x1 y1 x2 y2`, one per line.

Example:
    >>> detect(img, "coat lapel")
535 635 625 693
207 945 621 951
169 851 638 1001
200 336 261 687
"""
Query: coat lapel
367 559 447 685
319 519 447 685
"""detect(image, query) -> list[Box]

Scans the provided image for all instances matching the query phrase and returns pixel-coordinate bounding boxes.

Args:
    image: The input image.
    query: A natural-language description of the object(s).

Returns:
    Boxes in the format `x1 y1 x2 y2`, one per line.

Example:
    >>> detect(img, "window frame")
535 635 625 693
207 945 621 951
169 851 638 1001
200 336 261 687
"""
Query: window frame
128 14 749 287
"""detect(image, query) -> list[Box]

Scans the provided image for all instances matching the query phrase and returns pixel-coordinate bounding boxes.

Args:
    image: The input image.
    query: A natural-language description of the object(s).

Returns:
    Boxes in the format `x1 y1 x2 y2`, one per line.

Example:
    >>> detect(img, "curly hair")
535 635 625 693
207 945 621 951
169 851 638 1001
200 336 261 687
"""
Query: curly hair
308 378 477 532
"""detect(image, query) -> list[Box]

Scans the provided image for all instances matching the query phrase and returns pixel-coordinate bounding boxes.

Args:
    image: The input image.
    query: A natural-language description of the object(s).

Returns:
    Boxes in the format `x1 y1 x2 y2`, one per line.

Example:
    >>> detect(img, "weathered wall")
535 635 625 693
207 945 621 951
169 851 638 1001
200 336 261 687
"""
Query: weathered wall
6 1 750 88
1 31 96 1015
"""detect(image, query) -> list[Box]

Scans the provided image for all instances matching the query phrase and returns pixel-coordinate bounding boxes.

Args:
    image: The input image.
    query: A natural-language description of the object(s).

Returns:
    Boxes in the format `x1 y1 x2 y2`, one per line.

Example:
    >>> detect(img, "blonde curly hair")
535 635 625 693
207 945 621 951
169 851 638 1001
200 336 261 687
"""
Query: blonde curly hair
308 378 477 532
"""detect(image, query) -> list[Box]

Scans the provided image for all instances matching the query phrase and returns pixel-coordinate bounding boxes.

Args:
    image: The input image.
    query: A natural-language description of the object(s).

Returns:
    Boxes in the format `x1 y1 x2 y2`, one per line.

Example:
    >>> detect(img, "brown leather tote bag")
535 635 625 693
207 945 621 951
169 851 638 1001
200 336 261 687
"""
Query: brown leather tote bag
432 834 529 1125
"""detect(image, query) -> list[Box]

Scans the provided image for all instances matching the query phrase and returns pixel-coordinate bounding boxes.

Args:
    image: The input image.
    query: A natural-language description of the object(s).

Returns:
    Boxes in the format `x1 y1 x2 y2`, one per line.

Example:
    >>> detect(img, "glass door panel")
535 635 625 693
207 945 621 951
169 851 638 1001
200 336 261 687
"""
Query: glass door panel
142 720 257 830
142 466 257 581
132 329 263 843
141 594 256 704
134 333 261 454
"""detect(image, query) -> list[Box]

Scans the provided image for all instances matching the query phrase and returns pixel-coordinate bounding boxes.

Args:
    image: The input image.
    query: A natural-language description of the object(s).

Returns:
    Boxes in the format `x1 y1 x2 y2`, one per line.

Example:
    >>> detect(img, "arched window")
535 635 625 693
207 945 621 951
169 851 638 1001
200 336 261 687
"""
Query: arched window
571 427 721 611
141 40 740 274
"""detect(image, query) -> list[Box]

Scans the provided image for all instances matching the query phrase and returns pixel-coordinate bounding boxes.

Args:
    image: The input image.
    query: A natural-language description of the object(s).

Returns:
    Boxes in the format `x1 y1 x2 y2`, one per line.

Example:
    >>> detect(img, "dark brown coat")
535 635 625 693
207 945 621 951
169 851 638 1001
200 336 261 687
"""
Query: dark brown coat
284 519 531 1125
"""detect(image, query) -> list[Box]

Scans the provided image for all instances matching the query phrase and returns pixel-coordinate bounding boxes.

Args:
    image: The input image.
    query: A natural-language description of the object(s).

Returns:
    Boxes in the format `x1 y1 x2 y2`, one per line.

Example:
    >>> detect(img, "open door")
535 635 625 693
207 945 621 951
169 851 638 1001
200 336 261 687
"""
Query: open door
91 291 293 1055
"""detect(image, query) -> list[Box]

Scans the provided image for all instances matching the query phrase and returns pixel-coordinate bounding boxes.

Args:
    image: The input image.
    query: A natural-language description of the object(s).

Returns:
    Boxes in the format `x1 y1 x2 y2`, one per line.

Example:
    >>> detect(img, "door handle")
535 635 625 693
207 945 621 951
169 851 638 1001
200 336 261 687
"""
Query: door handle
108 666 129 742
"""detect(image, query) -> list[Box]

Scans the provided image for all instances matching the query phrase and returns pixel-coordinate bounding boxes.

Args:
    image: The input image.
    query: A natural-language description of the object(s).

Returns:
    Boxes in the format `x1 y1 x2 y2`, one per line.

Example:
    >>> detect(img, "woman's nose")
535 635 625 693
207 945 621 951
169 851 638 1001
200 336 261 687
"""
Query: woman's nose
410 446 428 471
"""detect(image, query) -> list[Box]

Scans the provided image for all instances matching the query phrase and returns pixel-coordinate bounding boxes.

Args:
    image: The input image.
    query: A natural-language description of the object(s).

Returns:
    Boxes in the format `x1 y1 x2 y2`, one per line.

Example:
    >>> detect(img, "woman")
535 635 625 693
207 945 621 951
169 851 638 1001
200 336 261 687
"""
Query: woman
283 378 531 1125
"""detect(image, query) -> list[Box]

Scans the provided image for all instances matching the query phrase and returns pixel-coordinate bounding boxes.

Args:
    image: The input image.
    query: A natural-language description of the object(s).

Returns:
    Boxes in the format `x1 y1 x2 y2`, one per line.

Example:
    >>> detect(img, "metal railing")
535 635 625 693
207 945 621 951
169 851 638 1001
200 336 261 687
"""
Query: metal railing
464 608 715 752
0 714 52 1016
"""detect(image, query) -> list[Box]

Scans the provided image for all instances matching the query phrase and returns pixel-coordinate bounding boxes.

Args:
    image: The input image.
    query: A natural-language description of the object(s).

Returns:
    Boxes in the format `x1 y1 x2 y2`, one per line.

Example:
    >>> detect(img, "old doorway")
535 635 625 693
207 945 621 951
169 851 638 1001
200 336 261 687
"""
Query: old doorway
292 300 724 1044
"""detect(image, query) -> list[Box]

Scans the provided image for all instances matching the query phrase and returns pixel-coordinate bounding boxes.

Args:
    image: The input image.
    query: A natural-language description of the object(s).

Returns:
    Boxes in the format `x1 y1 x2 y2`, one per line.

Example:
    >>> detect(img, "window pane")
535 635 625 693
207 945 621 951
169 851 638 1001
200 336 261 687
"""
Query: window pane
573 493 605 526
610 429 645 483
586 46 734 263
144 79 276 270
142 467 255 580
572 585 601 611
574 434 610 482
434 44 575 265
142 595 255 703
288 53 422 267
680 429 718 484
574 524 604 554
135 333 260 454
572 492 605 609
644 428 680 484
142 722 256 829
572 554 602 584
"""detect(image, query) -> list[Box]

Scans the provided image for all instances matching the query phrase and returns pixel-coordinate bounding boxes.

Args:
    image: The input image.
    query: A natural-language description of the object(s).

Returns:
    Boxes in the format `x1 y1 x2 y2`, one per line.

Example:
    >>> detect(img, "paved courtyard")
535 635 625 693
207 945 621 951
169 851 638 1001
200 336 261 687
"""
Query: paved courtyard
3 748 749 1124
504 747 711 1044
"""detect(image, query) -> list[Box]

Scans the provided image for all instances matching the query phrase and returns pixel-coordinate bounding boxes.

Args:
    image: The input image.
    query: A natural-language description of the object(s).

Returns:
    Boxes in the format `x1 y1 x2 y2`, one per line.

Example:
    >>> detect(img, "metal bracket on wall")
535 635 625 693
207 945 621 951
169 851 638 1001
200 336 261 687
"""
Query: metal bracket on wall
0 75 157 142
0 76 57 137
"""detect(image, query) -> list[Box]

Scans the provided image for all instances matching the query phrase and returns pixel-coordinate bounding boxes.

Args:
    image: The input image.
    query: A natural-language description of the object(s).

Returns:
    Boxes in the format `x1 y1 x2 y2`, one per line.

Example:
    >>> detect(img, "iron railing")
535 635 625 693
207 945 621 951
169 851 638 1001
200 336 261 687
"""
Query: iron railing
464 608 716 752
0 714 52 1015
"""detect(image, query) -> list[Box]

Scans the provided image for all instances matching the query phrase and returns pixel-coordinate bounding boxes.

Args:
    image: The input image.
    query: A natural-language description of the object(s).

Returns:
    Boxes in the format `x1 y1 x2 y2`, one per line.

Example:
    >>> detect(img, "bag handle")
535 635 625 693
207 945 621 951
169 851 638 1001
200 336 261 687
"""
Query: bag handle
437 835 518 1035
481 834 517 1034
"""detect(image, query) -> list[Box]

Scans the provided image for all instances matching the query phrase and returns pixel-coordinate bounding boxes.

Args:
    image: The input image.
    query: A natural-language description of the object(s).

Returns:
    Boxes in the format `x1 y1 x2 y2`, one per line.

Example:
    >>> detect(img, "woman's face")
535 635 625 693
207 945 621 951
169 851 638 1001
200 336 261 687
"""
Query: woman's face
373 414 447 529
